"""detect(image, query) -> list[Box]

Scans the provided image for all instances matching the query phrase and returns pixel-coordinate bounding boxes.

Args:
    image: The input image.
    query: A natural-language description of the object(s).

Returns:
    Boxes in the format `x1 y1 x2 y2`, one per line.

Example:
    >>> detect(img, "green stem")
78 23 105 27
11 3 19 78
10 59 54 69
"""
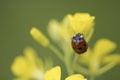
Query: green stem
74 64 90 75
48 44 73 75
48 44 64 62
72 54 78 66
65 58 73 75
64 51 73 75
72 54 90 75
97 62 117 76
90 75 95 80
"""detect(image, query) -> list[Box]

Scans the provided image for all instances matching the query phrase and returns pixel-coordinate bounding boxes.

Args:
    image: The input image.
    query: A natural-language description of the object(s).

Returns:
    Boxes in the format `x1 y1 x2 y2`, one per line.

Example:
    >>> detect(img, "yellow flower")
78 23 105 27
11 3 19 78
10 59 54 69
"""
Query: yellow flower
48 13 95 43
45 66 61 80
93 39 116 57
45 66 87 80
11 47 45 80
77 38 120 76
30 27 50 47
67 13 95 34
65 74 87 80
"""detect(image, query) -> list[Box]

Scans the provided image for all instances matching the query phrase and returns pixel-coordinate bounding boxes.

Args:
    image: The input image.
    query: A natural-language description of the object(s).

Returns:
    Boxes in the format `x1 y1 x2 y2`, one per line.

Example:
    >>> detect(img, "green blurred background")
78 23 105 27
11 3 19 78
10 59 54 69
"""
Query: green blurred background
0 0 120 80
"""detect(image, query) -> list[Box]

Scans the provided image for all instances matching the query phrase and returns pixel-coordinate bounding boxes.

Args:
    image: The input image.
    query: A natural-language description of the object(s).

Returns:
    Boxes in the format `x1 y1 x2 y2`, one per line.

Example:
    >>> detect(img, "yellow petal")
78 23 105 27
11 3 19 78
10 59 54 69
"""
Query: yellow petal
11 56 27 76
11 47 45 79
67 13 95 34
24 47 45 77
30 27 50 47
24 47 44 71
60 24 70 40
24 47 36 64
65 74 87 80
93 39 117 57
102 54 120 64
47 20 71 42
85 27 94 42
47 20 62 42
44 66 61 80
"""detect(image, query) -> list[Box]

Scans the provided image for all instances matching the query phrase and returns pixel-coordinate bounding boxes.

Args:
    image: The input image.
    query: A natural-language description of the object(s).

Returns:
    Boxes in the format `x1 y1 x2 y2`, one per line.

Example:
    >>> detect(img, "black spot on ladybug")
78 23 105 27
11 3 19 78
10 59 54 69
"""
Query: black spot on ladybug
71 33 88 54
78 47 82 50
83 44 86 46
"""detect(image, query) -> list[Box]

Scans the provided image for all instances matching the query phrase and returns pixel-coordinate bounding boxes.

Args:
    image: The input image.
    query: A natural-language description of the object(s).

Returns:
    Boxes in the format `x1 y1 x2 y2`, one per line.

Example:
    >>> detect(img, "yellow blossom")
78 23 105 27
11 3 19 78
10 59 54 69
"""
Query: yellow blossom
45 66 61 80
67 13 95 34
65 74 87 80
48 13 95 44
47 20 71 43
47 20 61 42
93 39 117 57
11 47 45 80
102 54 120 64
77 38 120 76
44 66 87 80
30 27 50 47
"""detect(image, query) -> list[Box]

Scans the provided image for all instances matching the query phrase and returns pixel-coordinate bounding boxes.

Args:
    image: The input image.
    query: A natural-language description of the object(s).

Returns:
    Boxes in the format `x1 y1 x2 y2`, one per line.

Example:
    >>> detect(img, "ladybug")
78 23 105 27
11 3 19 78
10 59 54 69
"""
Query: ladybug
71 33 88 54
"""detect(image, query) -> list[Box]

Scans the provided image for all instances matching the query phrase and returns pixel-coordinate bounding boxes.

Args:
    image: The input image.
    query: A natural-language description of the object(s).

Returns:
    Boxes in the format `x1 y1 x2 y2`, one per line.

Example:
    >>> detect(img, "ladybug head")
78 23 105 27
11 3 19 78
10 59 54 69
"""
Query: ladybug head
72 33 84 46
73 33 84 41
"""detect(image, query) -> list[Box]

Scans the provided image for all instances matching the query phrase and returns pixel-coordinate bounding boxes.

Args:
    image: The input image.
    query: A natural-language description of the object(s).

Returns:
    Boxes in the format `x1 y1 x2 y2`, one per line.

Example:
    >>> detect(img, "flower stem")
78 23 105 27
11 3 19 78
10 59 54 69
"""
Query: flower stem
48 44 64 62
48 44 73 75
72 54 78 66
63 50 72 75
90 75 95 80
72 54 90 75
97 62 117 76
65 59 73 75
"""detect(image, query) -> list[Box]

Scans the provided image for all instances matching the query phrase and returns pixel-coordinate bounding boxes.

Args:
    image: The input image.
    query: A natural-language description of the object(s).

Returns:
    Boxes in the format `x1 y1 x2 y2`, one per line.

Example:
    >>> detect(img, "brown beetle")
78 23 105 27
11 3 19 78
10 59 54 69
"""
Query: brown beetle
71 33 88 54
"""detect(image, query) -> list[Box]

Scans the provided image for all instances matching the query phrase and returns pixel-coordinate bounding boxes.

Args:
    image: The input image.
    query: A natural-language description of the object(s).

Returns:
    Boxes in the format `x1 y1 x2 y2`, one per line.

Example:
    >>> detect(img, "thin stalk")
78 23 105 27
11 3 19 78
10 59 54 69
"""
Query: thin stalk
65 58 74 75
64 50 74 75
72 54 78 66
90 75 95 80
72 54 90 75
74 64 90 75
97 62 117 76
49 44 73 75
48 44 64 62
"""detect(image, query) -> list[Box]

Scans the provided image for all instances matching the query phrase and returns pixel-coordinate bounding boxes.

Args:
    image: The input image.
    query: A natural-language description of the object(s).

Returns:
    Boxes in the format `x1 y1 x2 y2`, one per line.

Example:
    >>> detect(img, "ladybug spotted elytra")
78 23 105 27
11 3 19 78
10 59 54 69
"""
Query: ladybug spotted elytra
71 33 88 54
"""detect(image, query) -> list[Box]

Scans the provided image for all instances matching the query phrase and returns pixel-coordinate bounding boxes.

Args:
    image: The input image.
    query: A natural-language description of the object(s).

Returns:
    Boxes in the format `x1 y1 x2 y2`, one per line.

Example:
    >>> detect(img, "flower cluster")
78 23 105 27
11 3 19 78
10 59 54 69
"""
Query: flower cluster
11 13 120 80
11 48 87 80
11 47 45 80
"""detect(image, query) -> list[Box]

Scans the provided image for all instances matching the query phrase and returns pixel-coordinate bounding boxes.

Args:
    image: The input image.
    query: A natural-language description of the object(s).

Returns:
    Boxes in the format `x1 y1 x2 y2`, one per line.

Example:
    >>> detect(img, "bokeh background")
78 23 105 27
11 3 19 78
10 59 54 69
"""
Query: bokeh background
0 0 120 80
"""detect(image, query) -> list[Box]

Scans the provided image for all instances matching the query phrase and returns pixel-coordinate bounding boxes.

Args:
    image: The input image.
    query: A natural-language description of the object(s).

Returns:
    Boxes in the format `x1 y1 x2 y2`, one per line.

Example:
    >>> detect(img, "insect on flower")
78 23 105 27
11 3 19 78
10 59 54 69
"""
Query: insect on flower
71 33 88 54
